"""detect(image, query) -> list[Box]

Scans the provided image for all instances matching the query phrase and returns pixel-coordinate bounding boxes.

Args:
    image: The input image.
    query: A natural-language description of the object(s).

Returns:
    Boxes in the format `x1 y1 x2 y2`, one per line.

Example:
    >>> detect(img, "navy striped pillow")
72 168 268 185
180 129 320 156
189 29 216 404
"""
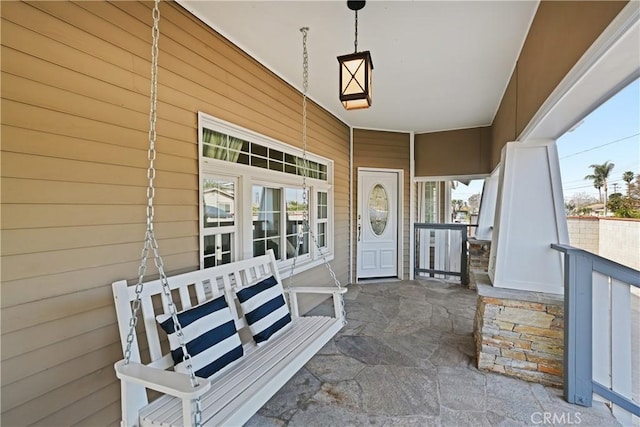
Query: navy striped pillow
236 275 292 345
157 295 243 378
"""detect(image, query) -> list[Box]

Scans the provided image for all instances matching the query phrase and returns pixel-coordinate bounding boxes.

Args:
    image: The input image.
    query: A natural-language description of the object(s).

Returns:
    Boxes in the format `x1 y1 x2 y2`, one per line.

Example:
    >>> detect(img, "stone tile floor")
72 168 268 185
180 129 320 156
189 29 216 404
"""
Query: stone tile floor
247 280 620 427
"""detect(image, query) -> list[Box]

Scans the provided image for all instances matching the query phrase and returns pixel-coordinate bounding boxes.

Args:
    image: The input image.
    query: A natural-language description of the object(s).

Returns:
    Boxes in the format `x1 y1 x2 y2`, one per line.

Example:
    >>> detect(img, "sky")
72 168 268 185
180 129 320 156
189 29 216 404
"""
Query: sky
451 179 484 202
452 78 640 203
557 78 640 200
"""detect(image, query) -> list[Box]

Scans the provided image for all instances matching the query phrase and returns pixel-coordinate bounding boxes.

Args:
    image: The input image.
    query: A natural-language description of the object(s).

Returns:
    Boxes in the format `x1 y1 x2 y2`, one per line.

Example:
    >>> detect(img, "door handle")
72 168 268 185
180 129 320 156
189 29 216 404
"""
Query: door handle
357 223 362 241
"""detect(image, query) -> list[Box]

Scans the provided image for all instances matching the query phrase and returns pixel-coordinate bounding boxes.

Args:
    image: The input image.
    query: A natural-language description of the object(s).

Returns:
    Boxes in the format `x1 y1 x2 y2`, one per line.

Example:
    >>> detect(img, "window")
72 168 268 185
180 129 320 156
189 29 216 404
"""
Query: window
251 186 312 262
285 188 309 259
317 191 328 249
202 177 236 268
417 181 440 223
252 186 282 259
199 112 333 274
202 128 328 181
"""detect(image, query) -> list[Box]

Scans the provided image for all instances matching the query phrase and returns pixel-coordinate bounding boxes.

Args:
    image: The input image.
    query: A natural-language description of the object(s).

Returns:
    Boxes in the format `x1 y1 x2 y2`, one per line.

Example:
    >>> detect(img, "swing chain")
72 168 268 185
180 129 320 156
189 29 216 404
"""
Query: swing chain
123 0 162 371
122 2 202 425
288 27 309 293
290 28 346 324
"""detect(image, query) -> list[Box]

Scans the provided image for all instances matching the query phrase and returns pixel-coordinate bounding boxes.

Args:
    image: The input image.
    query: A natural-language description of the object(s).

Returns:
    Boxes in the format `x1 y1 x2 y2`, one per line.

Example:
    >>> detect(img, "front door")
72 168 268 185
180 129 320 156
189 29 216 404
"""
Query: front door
357 170 399 279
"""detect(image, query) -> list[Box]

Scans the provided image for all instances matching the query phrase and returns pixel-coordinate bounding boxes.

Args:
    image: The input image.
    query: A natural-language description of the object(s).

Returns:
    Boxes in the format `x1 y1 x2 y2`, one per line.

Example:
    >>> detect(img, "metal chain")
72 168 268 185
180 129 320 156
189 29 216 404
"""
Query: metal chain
354 10 358 53
122 2 202 425
289 28 346 324
289 27 309 293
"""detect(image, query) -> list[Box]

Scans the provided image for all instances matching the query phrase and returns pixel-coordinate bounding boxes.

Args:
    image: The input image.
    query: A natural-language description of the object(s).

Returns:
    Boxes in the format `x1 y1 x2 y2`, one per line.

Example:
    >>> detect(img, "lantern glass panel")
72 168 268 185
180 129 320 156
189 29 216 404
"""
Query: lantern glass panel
341 58 366 95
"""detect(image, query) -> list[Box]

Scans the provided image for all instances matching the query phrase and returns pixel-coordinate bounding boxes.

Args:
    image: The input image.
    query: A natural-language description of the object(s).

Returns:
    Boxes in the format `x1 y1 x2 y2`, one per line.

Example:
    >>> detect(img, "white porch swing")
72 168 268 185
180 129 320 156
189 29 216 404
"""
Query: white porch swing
112 3 346 426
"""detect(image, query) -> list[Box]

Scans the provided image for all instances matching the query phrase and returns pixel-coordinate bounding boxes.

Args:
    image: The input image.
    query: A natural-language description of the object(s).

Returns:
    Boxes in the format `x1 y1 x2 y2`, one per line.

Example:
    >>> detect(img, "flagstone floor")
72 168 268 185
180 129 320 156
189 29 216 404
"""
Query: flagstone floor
246 280 620 427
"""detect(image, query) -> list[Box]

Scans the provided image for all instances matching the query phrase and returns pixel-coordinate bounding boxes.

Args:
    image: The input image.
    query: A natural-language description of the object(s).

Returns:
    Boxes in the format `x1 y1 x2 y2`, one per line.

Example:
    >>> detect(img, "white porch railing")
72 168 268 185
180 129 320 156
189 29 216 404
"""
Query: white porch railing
551 244 640 425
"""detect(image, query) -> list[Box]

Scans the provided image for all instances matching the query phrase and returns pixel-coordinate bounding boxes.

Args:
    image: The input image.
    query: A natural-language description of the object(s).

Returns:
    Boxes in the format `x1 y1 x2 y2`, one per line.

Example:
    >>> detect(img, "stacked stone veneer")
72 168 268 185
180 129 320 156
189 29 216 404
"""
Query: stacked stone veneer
468 239 491 290
474 280 564 387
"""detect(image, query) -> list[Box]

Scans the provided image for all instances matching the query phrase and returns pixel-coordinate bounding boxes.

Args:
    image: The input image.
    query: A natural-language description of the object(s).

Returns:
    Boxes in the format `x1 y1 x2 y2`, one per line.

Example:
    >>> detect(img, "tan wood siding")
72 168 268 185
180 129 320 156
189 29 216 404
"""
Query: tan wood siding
1 1 349 425
414 127 491 177
490 0 627 168
515 0 628 135
353 129 411 280
490 71 518 168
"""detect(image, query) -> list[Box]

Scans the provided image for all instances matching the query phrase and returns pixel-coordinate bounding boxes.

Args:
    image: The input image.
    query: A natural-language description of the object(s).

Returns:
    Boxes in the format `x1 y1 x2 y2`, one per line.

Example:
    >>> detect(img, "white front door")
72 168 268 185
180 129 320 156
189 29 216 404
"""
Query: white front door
357 170 399 279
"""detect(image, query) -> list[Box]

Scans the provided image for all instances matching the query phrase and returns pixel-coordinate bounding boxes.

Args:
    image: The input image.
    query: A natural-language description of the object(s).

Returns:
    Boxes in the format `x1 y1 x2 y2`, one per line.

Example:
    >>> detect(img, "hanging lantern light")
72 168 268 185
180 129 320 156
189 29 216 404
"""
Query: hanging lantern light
338 0 373 110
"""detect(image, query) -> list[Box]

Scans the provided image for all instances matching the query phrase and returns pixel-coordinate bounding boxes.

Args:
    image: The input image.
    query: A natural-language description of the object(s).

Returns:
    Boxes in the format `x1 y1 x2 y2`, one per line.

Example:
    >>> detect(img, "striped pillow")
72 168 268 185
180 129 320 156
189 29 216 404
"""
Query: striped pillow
236 275 292 345
157 295 243 378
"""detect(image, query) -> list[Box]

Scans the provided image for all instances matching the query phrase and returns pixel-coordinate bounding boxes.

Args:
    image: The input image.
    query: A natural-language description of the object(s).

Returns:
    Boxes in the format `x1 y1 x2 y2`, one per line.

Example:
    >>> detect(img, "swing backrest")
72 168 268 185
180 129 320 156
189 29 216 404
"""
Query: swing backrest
113 251 282 368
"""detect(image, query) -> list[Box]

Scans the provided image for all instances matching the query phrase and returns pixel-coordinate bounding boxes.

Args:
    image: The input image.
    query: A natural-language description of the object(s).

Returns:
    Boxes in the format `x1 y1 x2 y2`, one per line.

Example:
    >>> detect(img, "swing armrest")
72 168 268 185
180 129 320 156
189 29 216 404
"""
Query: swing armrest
115 360 211 400
285 287 347 318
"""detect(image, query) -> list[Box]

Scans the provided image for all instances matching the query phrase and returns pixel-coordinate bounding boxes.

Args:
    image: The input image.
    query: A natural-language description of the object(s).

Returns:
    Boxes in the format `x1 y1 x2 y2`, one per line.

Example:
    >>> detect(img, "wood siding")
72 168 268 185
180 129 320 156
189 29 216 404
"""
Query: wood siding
490 0 627 168
353 129 411 280
414 127 491 177
490 71 518 168
0 1 349 425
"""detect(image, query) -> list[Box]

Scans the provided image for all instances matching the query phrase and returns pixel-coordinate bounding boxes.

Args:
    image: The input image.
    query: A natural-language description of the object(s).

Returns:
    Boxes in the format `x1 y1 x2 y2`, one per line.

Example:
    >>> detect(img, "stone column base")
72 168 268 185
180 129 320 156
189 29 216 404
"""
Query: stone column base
468 239 491 290
473 277 564 388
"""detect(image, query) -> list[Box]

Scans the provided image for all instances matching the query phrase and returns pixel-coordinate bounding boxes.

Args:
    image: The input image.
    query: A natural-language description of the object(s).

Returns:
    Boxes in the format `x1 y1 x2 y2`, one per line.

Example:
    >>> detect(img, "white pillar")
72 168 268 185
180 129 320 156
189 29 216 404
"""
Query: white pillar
475 167 500 241
488 139 569 294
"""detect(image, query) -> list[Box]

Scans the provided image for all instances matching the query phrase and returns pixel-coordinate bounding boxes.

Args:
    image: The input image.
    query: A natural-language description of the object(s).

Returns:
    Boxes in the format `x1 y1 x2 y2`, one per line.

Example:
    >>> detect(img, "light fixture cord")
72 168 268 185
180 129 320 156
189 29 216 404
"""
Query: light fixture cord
354 9 358 53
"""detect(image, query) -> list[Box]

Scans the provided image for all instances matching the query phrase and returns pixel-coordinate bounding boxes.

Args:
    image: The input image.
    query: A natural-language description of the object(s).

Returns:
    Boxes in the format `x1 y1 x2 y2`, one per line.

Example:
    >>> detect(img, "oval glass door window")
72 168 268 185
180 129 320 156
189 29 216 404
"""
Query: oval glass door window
368 184 389 235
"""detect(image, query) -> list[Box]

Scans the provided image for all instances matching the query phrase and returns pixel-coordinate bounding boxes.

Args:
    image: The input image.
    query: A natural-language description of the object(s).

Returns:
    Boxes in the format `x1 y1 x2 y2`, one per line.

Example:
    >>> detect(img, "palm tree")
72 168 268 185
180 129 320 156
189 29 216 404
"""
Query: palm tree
451 199 465 222
622 171 634 197
585 161 615 214
584 173 603 204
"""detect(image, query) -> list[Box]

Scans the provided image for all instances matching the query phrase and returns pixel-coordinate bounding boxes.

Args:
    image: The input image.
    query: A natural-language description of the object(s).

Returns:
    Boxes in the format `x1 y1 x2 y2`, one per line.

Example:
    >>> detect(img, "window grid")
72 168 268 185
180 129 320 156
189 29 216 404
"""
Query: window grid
203 233 233 267
252 186 282 260
202 177 237 267
317 191 328 249
203 129 328 180
285 188 309 260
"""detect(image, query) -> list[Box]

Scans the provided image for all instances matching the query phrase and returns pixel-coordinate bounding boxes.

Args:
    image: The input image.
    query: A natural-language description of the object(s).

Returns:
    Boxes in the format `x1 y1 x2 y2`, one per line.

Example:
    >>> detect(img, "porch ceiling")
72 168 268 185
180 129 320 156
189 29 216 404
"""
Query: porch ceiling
177 0 539 134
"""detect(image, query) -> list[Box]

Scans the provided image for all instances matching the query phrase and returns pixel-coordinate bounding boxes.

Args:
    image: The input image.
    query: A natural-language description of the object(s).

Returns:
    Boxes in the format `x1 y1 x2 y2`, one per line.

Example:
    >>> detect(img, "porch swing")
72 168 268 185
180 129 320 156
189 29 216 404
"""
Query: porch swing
112 3 346 426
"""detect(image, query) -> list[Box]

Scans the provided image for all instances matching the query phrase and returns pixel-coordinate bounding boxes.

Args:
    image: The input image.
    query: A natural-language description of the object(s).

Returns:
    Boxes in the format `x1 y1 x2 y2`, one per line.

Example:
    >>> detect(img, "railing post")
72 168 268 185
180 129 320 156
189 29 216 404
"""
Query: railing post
563 249 593 407
461 226 468 285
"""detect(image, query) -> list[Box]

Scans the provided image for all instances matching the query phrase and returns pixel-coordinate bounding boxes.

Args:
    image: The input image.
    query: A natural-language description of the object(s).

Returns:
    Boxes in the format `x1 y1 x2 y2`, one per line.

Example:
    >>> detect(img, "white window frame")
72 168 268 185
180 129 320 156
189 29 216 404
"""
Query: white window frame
198 112 335 276
316 190 329 250
250 182 313 266
200 174 239 269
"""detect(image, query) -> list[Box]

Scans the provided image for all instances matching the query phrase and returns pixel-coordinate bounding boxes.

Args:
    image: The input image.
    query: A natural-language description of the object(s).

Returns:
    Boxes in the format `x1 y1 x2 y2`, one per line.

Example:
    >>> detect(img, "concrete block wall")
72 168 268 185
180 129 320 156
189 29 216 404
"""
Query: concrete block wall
566 217 599 254
567 217 640 270
599 218 640 270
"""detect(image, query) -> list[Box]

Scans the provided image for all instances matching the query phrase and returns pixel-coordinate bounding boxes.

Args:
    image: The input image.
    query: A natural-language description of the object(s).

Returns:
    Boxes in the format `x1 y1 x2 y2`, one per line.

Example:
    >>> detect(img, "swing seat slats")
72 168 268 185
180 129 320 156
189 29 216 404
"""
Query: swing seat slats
140 316 341 427
113 250 346 427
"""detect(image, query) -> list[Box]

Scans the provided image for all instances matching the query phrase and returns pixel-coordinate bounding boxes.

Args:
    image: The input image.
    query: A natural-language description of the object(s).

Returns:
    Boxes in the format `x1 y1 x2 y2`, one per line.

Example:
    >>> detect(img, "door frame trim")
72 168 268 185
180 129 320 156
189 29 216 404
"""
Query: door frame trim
356 167 404 282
